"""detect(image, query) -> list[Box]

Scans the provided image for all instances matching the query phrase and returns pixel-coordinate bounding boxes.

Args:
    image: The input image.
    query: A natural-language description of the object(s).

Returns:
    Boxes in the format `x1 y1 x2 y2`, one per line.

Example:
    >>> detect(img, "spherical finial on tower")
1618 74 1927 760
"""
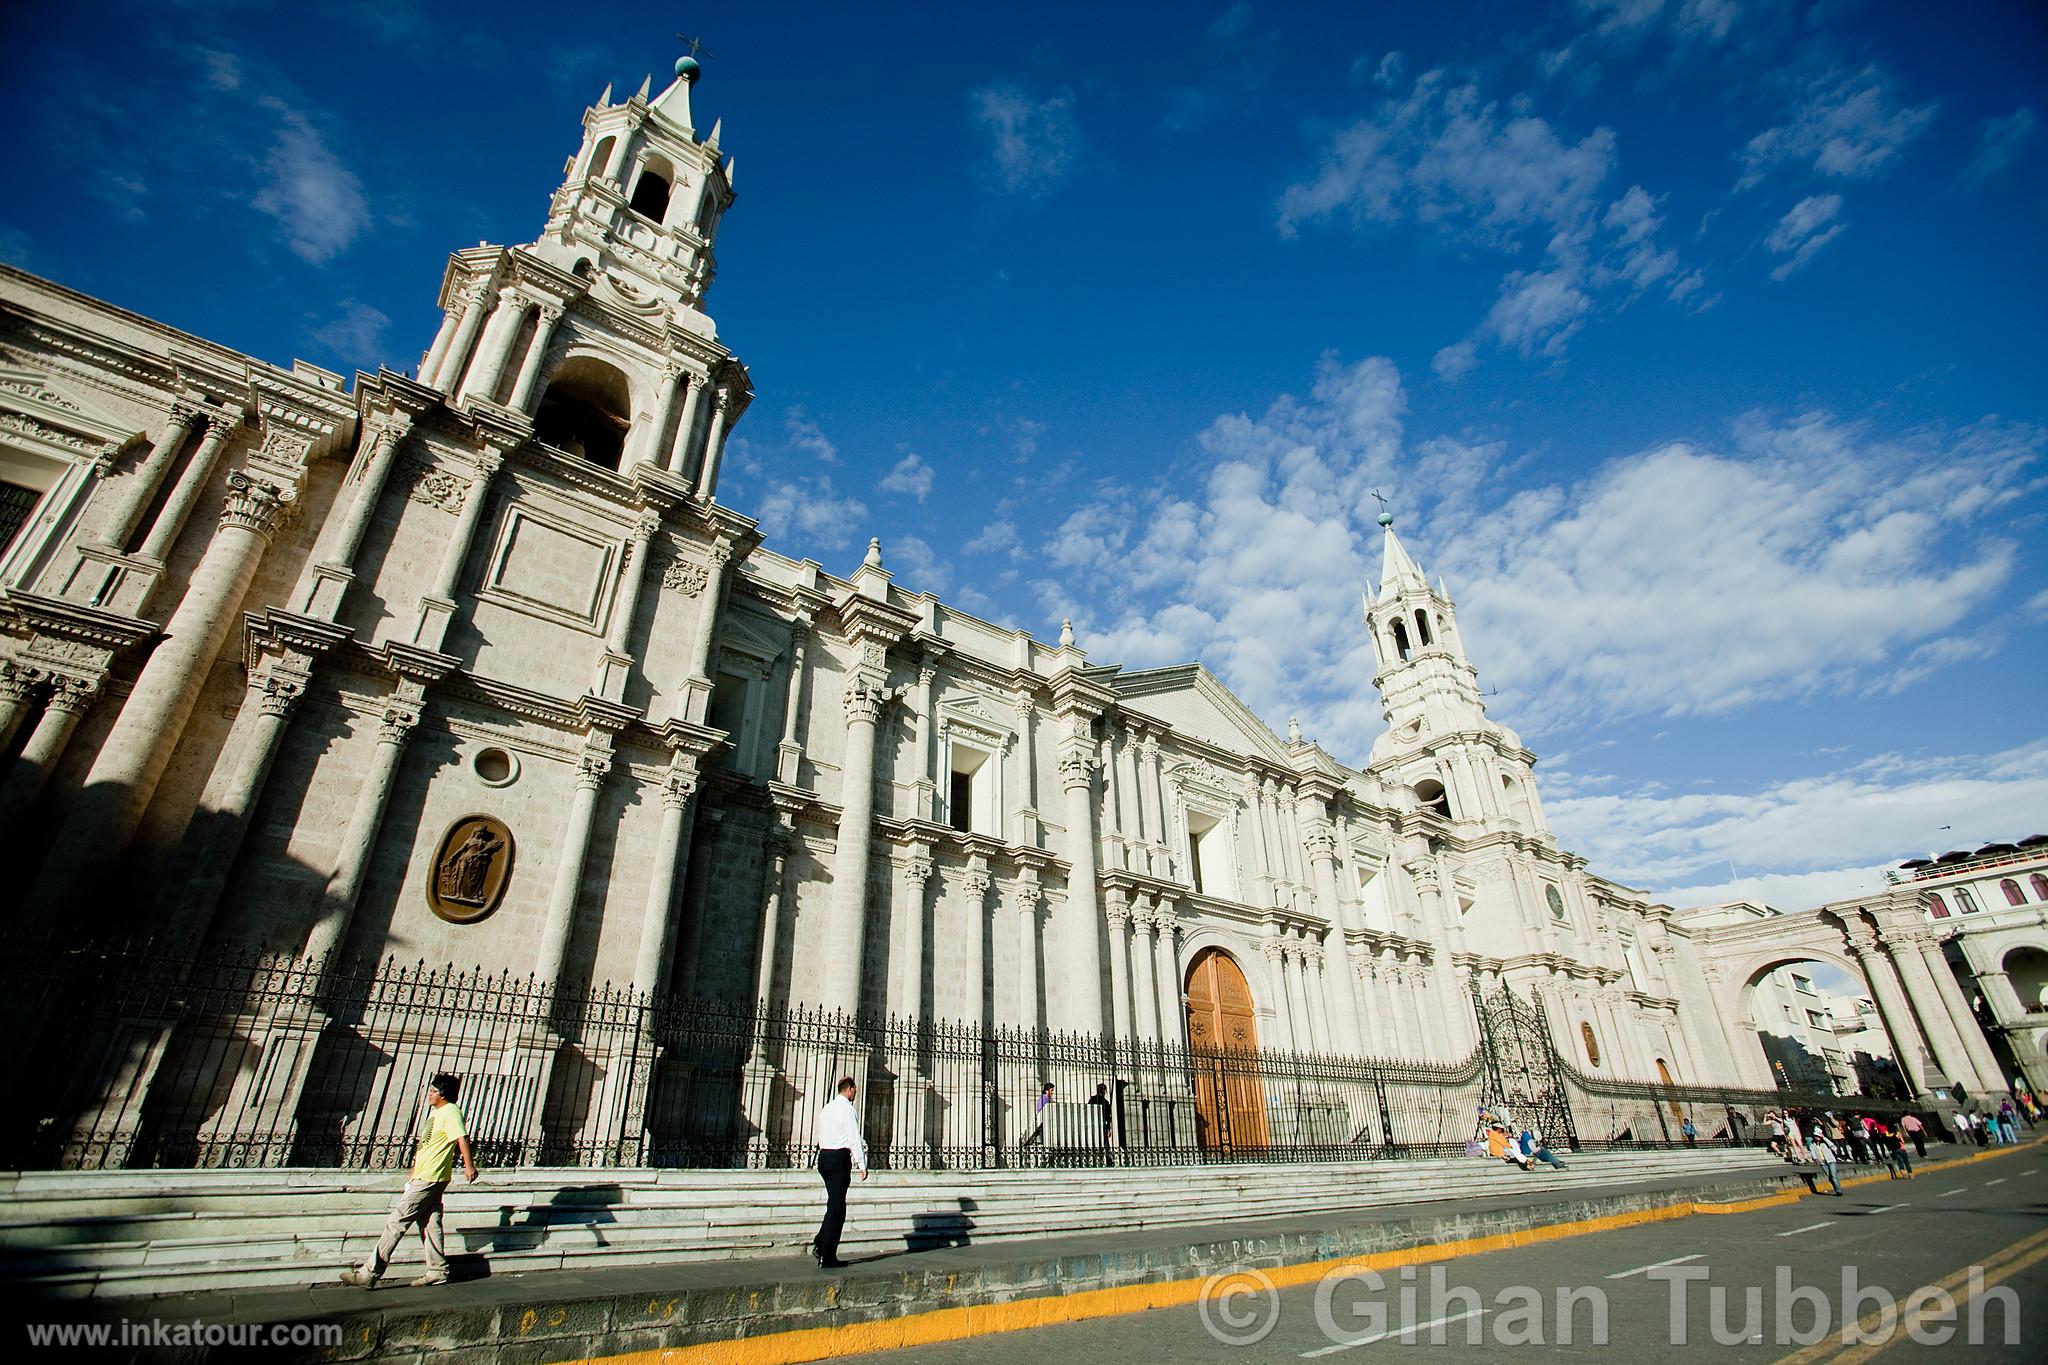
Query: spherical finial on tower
675 55 702 83
1377 511 1395 528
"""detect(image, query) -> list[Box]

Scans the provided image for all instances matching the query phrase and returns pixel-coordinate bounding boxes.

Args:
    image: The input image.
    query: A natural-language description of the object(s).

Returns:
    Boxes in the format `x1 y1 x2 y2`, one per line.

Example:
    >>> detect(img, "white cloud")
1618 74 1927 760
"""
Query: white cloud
250 109 370 264
1763 194 1845 280
970 82 1083 198
753 474 869 551
1738 64 1938 190
965 518 1021 556
879 451 935 501
784 407 839 463
1963 106 2039 185
311 298 390 362
1030 352 2041 763
1280 71 1694 373
1209 2 1255 40
886 534 951 594
1547 741 2048 909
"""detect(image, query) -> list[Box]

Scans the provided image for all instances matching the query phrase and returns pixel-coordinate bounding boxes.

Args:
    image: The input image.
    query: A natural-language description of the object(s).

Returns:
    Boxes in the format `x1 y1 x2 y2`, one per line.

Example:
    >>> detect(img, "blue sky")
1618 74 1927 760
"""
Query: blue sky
3 0 2043 912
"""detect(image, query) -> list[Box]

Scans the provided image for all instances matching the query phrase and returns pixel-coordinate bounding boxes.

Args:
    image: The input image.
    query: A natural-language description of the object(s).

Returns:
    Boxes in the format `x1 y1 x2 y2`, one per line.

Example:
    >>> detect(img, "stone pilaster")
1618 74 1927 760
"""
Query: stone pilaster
0 664 39 753
594 511 660 700
1303 816 1366 1055
411 445 504 651
1845 926 1940 1096
696 387 733 499
631 756 701 994
1151 901 1181 1046
749 816 795 1023
28 471 296 924
136 413 238 564
1885 926 1992 1093
457 287 531 404
666 372 707 477
1105 889 1135 1049
423 280 493 391
820 673 886 1017
1008 875 1043 1031
292 412 413 619
1129 898 1161 1046
959 859 993 1032
1260 936 1295 1052
892 841 934 1022
1053 715 1106 1035
775 616 810 785
303 683 424 963
533 741 613 996
99 402 200 554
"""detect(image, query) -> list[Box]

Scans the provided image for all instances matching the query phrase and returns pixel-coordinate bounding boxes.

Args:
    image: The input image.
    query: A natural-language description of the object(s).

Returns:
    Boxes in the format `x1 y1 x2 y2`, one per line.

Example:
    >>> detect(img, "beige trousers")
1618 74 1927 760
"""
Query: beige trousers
361 1179 449 1281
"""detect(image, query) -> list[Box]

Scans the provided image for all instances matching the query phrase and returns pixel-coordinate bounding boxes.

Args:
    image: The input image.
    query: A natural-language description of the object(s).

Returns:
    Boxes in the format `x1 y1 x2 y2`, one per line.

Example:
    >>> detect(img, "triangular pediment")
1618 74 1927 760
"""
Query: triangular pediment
1110 663 1290 763
0 367 142 459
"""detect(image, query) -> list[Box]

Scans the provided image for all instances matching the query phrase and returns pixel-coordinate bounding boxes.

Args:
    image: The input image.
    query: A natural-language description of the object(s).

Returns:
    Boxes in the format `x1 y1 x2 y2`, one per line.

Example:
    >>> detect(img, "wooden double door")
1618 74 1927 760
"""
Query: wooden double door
1184 948 1269 1152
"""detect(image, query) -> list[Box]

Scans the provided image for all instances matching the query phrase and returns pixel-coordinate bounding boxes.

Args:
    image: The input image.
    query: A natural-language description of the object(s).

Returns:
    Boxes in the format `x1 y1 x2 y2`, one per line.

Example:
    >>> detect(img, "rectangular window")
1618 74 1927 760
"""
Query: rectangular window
947 741 998 838
949 768 973 833
708 670 750 770
0 480 38 559
1184 809 1235 901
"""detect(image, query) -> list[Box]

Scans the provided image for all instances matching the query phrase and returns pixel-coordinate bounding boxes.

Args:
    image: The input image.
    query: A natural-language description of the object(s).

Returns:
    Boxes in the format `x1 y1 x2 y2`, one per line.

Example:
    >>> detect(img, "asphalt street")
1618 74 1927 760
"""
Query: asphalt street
833 1145 2048 1364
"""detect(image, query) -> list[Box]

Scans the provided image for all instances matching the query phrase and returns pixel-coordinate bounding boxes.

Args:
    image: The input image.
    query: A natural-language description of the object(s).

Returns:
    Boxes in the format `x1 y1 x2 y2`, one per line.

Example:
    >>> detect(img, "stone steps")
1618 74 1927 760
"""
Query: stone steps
0 1148 1783 1298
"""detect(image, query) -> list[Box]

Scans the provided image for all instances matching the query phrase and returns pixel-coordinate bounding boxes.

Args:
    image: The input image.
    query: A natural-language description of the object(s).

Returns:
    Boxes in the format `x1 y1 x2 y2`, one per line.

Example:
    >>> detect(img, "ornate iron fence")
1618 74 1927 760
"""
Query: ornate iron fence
0 938 1930 1172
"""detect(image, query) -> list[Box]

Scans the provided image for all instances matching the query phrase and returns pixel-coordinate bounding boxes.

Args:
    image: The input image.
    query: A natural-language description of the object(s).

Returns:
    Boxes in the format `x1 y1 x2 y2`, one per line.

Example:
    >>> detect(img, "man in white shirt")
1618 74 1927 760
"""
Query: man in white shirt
812 1076 867 1269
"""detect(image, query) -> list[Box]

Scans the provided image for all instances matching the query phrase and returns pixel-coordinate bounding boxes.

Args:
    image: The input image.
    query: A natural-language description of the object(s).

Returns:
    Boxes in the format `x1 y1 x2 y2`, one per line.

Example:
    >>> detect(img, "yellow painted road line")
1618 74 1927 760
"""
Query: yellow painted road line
574 1141 2047 1365
1771 1223 2048 1365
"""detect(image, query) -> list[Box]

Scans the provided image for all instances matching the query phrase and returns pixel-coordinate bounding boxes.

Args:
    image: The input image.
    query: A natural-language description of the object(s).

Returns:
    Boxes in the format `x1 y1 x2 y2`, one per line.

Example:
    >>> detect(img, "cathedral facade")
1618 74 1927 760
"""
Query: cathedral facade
1 63 1989 1163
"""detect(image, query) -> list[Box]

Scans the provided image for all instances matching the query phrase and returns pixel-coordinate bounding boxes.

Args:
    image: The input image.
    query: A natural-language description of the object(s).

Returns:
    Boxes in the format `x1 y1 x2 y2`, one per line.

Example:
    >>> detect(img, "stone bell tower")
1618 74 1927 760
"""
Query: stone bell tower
411 54 752 492
1365 513 1549 836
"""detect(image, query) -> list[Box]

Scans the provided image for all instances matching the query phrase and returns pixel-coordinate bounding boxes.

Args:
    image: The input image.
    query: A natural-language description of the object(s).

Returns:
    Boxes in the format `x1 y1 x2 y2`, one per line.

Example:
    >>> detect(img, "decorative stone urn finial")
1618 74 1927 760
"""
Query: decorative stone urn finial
1059 618 1075 649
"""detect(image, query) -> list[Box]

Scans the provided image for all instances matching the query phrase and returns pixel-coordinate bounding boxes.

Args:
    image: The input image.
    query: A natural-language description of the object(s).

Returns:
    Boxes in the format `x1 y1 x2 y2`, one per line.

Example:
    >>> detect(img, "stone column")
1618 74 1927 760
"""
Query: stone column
960 861 992 1031
1910 932 2006 1092
292 414 411 618
820 676 885 1017
418 305 464 384
28 473 295 921
625 364 682 473
1305 943 1334 1053
631 760 701 995
675 541 733 722
101 403 199 552
666 373 706 476
749 820 794 1019
1106 891 1135 1050
1888 930 1996 1093
893 845 934 1021
137 416 236 562
1112 724 1142 869
1138 733 1168 877
425 281 493 392
1261 938 1296 1052
1129 901 1161 1046
1243 773 1273 905
775 618 810 785
1055 727 1106 1035
457 288 531 405
696 388 734 499
1152 904 1181 1046
1279 789 1310 912
533 746 612 996
0 675 95 827
1011 691 1038 845
506 303 564 412
164 668 309 949
910 661 936 822
412 448 502 650
1259 780 1287 907
1846 929 1940 1096
303 689 421 963
1291 941 1322 1051
1304 819 1366 1055
0 666 38 755
1010 879 1042 1031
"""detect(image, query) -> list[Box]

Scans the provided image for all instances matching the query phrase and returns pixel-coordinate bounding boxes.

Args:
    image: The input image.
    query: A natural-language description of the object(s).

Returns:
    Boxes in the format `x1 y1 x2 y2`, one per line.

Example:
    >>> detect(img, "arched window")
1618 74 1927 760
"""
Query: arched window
1413 609 1433 647
533 356 633 471
1580 1021 1601 1067
589 135 617 183
1926 893 1950 919
2032 873 2048 902
629 157 674 221
2003 879 2026 907
570 257 594 280
1413 778 1451 819
1390 619 1411 661
1955 887 1980 914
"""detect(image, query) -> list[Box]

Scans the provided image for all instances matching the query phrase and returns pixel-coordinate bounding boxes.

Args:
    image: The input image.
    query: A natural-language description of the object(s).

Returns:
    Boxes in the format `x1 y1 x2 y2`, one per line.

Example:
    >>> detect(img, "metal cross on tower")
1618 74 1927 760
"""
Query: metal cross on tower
678 33 717 62
1370 489 1390 515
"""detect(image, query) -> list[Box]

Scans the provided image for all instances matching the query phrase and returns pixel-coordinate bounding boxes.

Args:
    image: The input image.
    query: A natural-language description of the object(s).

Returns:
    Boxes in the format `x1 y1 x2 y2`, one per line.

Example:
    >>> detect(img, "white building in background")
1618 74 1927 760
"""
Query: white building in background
1905 840 2048 1094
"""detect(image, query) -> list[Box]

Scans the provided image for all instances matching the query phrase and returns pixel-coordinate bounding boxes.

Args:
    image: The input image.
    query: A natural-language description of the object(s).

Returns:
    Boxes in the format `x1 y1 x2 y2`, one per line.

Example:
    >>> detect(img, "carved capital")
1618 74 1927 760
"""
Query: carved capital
218 471 297 541
575 749 612 790
44 673 101 714
958 866 992 901
537 301 565 326
377 699 422 743
899 849 934 888
634 510 662 542
843 675 888 726
1304 824 1338 860
463 279 495 308
712 387 733 413
252 671 307 718
1105 898 1132 930
471 448 505 480
661 765 699 809
1261 939 1286 963
1056 747 1095 791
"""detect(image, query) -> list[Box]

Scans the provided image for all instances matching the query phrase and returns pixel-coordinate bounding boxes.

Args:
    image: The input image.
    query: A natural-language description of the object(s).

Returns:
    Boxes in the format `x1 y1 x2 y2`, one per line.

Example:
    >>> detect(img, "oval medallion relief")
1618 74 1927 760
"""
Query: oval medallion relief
429 814 515 924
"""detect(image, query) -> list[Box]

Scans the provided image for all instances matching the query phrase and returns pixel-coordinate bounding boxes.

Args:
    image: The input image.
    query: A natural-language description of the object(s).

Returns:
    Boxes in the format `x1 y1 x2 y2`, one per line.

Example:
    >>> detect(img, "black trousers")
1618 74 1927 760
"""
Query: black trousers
815 1148 852 1259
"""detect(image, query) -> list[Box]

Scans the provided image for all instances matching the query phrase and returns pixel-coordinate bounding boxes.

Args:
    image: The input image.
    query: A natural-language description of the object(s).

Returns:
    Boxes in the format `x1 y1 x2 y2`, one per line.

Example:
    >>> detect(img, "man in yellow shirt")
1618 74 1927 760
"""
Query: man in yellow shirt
340 1073 478 1288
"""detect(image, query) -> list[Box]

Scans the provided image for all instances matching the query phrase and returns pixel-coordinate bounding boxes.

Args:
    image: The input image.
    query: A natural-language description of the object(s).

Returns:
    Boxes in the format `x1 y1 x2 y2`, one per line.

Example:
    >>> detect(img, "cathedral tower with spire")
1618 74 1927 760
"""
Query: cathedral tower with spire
1364 512 1549 838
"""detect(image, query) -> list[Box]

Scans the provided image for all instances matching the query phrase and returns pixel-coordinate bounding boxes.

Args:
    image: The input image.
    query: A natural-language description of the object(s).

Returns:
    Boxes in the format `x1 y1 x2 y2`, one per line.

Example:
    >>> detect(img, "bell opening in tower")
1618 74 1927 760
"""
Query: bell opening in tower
534 357 632 471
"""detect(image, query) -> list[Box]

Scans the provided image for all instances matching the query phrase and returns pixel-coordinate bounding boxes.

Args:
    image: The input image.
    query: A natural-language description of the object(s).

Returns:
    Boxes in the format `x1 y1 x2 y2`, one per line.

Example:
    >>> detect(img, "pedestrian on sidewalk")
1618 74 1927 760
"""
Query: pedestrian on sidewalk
1766 1110 1786 1157
1088 1083 1112 1165
811 1076 867 1270
1996 1101 2018 1145
1901 1112 1926 1160
1809 1129 1843 1196
340 1073 477 1289
1681 1115 1697 1147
